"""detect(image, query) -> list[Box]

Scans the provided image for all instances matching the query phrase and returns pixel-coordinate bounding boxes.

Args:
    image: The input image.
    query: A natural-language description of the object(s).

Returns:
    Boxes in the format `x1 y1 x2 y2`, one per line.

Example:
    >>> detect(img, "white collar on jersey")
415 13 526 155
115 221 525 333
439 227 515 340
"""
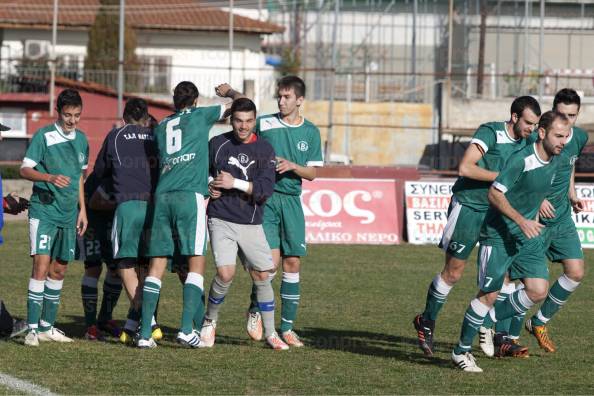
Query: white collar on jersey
533 142 550 164
277 113 305 128
503 121 520 142
54 122 76 140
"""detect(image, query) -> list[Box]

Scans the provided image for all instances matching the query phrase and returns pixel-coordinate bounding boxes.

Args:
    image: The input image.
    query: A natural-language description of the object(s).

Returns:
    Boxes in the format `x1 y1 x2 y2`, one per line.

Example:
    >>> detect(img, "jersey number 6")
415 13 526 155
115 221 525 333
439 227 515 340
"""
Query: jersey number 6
166 118 182 154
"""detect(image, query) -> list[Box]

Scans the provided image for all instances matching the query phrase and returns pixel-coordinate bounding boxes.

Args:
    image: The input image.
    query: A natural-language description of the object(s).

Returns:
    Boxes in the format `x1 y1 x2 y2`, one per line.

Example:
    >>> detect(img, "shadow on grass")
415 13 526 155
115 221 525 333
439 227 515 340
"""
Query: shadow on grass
298 327 454 367
58 315 256 348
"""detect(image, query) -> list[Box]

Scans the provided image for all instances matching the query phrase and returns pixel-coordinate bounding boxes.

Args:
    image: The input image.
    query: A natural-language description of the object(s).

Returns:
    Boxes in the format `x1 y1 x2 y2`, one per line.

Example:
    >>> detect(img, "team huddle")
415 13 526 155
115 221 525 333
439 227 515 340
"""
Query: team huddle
19 75 323 350
413 89 588 372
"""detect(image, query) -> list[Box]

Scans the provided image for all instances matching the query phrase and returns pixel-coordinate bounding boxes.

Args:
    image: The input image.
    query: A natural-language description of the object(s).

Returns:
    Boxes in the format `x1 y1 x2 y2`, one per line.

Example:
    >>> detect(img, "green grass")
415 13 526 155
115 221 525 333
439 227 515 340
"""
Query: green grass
1 221 594 394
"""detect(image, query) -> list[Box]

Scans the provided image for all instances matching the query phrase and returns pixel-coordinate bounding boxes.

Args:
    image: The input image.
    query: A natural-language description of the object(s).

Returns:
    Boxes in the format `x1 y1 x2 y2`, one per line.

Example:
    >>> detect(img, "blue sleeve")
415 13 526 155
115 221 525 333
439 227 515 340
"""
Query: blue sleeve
250 143 276 204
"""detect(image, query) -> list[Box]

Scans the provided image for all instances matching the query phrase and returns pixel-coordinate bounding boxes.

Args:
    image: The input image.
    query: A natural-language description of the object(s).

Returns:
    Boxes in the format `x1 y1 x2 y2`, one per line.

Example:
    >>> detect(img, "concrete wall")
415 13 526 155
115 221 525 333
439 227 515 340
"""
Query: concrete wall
272 100 434 166
443 96 594 132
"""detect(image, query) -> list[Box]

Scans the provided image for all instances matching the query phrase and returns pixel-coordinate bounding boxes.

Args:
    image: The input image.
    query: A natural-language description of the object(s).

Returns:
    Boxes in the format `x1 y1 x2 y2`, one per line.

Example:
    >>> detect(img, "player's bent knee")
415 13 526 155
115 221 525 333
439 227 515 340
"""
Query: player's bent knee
564 260 585 282
442 258 466 284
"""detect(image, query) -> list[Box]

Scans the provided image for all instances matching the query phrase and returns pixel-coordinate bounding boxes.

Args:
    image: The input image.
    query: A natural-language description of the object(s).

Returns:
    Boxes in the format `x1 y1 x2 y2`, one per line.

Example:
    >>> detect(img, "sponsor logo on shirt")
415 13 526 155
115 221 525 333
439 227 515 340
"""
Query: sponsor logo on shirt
228 155 255 180
79 153 86 164
162 152 196 173
297 141 309 151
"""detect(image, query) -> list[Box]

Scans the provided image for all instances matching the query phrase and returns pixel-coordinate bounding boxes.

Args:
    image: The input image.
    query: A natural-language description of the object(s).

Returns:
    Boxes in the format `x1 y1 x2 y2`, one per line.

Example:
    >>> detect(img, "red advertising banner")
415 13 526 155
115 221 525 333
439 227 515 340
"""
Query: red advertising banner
301 178 400 245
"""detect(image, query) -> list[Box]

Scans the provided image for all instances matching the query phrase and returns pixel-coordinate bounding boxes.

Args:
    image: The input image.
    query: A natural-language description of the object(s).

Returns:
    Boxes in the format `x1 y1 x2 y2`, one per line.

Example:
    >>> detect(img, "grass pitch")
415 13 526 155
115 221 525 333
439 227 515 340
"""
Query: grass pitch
1 221 594 394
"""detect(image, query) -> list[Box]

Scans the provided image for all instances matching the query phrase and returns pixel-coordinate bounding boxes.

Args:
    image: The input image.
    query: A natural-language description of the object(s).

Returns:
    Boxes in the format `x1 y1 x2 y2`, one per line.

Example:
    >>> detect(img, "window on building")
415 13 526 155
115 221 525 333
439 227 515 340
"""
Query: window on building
0 107 27 138
138 55 171 94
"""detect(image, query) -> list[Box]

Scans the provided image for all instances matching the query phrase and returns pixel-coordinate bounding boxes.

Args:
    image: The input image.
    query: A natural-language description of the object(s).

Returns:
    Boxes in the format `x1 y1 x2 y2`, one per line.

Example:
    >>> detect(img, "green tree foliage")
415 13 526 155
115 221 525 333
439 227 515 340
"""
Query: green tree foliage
84 0 139 91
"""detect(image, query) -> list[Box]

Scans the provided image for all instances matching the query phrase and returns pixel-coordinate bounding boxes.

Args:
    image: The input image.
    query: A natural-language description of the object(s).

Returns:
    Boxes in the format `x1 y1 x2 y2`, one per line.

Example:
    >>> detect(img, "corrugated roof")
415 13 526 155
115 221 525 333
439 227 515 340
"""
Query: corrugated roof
0 0 284 34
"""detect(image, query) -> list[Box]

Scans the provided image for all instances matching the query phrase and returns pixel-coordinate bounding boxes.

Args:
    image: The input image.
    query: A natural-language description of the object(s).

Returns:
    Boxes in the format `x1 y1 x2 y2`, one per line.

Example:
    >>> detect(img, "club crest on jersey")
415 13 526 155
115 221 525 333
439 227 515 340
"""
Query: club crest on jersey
238 153 250 164
79 152 85 164
297 141 309 151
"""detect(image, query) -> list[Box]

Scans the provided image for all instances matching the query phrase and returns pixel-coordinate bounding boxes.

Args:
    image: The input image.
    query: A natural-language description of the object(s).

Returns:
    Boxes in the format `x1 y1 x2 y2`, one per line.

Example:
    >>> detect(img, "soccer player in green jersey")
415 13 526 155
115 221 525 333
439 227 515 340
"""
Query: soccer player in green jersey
413 96 541 356
244 76 324 347
137 81 243 349
20 89 89 346
451 111 570 372
519 89 588 352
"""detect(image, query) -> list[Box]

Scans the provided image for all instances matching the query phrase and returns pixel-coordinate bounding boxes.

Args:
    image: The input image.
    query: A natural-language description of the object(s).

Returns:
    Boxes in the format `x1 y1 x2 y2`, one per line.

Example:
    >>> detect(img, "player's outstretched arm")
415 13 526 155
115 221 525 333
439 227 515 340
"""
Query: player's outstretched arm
215 83 246 119
488 186 543 239
458 143 498 182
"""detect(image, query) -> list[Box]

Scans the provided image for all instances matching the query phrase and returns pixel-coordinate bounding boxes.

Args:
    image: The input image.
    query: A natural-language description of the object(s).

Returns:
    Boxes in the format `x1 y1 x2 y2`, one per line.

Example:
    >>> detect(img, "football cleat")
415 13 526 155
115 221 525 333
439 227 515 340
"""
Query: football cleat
119 328 135 345
151 324 163 341
24 330 39 347
281 330 304 348
452 351 483 372
84 325 105 341
525 318 556 353
266 332 289 350
137 337 157 349
10 319 28 338
176 330 201 348
38 327 73 343
246 311 263 341
98 319 122 338
478 326 495 357
494 333 529 358
199 319 216 348
413 314 435 356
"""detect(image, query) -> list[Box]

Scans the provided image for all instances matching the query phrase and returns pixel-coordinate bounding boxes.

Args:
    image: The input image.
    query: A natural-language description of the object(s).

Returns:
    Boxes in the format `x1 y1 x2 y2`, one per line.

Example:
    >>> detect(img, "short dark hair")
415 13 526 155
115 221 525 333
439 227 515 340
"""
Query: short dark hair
539 110 568 133
173 81 199 111
510 95 541 118
277 75 306 98
553 88 581 110
230 98 257 118
148 114 158 129
123 98 148 123
57 89 82 113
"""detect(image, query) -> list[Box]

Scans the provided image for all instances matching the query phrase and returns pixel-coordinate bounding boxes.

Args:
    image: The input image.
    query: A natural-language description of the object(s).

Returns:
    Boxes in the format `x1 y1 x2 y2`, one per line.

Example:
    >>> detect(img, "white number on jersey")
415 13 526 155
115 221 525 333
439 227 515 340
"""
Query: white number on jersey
166 118 182 154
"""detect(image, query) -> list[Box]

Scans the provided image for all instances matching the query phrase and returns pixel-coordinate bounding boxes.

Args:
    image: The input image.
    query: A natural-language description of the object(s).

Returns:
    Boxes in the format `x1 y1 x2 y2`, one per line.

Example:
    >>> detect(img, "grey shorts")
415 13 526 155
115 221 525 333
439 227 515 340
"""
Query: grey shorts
207 217 274 272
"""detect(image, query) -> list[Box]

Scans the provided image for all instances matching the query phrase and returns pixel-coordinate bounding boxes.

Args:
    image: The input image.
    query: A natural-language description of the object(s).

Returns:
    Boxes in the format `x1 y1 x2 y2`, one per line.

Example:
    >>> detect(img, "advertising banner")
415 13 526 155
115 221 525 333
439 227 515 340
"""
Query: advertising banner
302 178 400 245
404 180 453 244
405 180 594 249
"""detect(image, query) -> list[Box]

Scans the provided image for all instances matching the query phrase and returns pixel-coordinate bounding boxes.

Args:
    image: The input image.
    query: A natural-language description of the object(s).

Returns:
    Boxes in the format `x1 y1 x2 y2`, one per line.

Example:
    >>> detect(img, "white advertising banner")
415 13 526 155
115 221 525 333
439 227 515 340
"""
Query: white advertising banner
405 180 594 249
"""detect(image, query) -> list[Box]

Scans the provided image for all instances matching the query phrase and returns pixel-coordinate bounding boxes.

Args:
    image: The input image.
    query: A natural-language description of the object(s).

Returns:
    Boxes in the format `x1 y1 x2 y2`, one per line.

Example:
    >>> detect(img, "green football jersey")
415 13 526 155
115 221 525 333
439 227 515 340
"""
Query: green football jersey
154 105 223 196
527 127 588 225
482 143 559 245
452 121 527 211
256 113 324 196
23 122 89 227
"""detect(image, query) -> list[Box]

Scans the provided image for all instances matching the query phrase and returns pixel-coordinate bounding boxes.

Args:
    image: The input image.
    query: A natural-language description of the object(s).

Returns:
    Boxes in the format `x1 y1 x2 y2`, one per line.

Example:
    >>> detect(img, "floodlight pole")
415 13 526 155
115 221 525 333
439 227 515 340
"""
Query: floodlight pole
118 0 125 119
538 0 544 100
229 0 234 83
49 0 58 117
325 0 340 163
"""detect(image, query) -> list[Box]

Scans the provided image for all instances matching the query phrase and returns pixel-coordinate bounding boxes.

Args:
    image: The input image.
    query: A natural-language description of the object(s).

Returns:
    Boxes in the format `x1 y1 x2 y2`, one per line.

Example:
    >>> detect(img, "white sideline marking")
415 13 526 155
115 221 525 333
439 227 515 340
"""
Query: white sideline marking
0 372 59 396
